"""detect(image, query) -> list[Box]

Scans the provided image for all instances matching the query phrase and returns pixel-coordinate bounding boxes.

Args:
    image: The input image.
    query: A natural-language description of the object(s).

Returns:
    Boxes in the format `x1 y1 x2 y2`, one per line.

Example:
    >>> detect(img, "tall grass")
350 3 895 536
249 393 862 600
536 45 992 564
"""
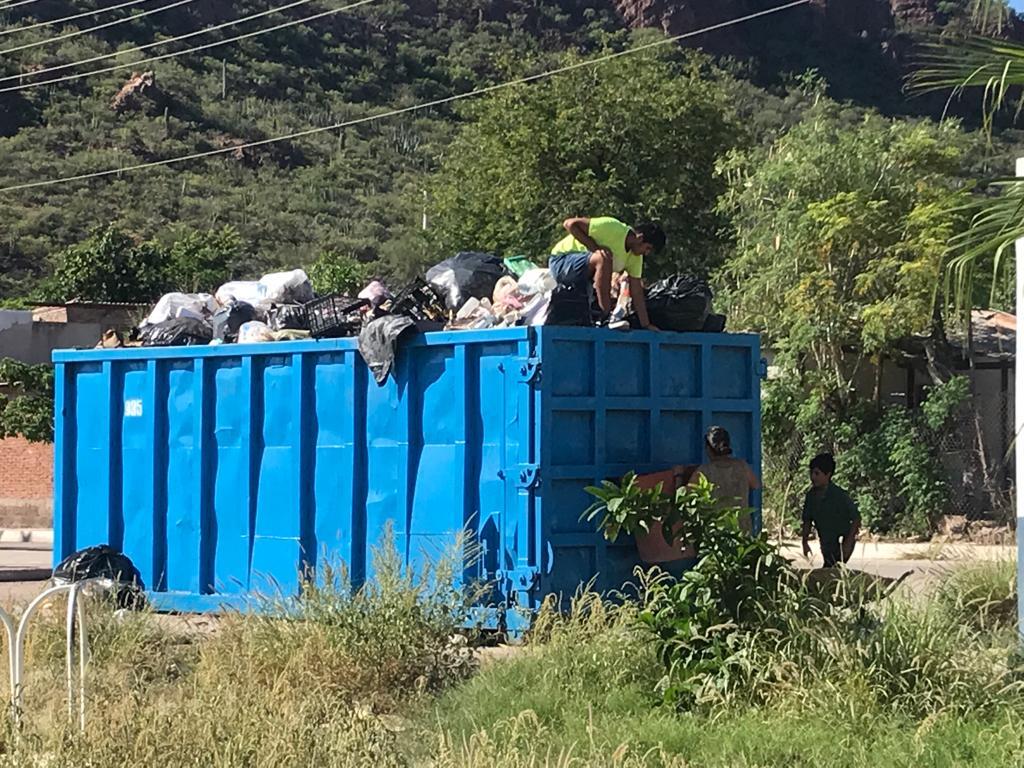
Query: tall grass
0 544 1021 766
417 563 1024 767
4 529 472 767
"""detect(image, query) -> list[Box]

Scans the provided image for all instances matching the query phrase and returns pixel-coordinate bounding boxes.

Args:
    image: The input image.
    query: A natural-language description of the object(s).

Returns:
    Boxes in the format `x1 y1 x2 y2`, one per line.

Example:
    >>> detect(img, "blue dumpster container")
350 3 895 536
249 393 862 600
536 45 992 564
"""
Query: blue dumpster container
53 327 762 632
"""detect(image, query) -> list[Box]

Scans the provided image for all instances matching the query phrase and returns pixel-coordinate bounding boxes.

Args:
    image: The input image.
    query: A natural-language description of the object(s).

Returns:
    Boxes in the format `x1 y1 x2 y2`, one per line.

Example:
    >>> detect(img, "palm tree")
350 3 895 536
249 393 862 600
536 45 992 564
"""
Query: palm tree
909 0 1022 305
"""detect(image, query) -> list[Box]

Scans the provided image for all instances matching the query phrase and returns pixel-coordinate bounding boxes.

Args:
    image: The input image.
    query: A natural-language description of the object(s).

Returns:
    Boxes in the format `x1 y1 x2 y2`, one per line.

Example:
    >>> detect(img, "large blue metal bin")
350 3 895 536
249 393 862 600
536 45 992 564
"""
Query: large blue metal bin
53 327 762 631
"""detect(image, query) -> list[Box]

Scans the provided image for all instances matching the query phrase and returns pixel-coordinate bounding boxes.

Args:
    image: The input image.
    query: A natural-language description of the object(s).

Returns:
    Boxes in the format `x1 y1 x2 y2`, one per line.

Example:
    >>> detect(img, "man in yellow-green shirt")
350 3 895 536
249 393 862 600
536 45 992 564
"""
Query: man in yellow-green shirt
548 216 665 329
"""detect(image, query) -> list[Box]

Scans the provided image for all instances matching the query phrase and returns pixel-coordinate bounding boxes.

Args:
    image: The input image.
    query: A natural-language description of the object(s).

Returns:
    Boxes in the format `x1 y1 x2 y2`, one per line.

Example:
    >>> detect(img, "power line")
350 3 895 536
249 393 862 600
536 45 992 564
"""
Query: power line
0 0 318 79
0 0 48 12
0 0 811 194
0 0 150 40
0 0 195 55
0 0 376 91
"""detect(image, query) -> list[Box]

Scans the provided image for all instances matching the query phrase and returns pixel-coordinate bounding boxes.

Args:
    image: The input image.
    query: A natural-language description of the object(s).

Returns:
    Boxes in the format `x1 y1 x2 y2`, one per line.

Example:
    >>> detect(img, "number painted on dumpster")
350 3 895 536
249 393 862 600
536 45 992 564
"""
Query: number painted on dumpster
124 399 144 418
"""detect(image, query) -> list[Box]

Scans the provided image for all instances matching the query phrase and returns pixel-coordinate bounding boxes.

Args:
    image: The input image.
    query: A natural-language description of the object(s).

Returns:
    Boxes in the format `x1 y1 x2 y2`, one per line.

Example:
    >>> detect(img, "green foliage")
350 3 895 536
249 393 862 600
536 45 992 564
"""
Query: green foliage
308 251 371 296
720 101 970 390
44 225 169 303
583 472 674 544
429 49 737 276
0 358 53 442
0 0 627 301
167 226 246 293
762 375 970 536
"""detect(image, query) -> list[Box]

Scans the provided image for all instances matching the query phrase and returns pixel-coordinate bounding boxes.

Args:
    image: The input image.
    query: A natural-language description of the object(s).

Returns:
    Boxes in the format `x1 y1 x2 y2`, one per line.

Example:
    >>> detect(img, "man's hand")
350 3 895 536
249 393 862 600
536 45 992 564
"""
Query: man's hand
841 534 857 563
802 539 812 558
642 322 660 331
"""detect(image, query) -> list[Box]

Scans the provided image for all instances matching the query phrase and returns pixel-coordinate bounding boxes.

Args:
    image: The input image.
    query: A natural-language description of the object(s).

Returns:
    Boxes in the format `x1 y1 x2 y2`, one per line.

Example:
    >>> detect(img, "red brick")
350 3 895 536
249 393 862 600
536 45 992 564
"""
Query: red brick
0 436 53 528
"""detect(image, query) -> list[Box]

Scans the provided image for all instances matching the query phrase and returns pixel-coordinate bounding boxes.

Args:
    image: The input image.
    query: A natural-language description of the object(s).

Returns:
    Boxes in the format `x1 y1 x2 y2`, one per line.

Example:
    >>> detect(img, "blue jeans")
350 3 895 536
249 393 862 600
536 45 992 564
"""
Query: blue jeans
548 251 592 291
547 251 595 326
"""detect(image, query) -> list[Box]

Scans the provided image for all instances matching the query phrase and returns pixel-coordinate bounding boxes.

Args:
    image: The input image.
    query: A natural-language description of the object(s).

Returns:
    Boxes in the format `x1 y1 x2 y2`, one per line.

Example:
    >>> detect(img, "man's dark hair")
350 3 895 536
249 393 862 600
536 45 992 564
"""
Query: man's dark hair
634 221 666 254
809 453 836 476
704 425 732 457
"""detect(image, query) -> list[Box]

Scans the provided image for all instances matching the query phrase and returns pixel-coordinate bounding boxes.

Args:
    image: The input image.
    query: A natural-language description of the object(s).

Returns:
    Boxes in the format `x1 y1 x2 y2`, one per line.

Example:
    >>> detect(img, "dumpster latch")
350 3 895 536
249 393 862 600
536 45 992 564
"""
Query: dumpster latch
756 357 769 380
517 357 542 384
506 566 539 592
514 465 540 489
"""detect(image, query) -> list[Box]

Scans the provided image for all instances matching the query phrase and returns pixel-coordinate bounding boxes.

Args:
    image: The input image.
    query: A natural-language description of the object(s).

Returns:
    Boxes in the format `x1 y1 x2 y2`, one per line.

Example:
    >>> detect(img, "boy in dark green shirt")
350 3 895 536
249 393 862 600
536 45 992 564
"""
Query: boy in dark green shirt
801 453 860 567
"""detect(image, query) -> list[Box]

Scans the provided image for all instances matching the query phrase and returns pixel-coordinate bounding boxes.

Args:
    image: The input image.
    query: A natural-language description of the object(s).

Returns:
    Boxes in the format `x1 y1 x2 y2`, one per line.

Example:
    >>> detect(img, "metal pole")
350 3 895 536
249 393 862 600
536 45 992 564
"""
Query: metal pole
1015 158 1024 638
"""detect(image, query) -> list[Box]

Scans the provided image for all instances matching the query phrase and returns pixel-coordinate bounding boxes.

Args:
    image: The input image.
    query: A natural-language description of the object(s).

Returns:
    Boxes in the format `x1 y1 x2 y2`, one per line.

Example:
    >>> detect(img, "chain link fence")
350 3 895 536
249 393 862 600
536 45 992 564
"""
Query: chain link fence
761 393 1016 537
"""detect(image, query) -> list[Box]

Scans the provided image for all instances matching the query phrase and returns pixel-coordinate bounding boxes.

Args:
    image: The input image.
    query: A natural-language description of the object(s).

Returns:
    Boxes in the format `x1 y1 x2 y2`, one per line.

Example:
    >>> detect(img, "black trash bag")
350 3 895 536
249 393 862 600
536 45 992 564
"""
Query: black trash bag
702 313 727 333
210 300 260 342
425 252 507 311
545 284 593 326
52 544 146 609
266 303 308 332
637 275 712 332
139 317 213 347
358 315 416 385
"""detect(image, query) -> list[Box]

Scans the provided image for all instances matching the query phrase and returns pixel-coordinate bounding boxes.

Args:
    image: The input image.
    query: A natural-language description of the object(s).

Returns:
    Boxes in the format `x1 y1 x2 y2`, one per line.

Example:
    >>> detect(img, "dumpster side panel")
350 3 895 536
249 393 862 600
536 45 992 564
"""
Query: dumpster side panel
53 328 758 624
537 329 762 604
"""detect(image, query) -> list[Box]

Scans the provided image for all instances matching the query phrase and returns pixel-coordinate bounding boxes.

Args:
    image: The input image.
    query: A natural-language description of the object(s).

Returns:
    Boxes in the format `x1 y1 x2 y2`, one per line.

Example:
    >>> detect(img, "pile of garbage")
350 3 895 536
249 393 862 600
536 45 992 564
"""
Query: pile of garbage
112 252 725 385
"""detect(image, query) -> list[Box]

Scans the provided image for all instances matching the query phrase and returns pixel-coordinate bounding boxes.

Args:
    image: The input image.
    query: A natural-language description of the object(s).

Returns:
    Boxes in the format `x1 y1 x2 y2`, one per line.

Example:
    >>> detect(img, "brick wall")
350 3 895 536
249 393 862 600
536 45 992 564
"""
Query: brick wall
0 437 52 529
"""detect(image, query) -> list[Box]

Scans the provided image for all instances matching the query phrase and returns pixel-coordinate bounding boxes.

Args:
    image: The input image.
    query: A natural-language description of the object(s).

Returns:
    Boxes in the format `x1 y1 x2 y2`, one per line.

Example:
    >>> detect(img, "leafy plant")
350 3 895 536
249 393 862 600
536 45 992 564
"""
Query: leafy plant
309 251 371 296
0 358 53 442
43 225 170 304
168 226 245 294
582 472 674 544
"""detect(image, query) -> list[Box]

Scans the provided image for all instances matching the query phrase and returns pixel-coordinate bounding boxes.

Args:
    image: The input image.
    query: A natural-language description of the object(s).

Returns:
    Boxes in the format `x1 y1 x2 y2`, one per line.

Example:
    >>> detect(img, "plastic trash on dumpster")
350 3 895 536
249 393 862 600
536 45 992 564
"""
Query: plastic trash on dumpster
211 300 260 342
237 321 275 344
143 293 218 326
358 315 416 385
216 280 264 307
266 303 308 331
426 252 507 310
259 269 314 304
139 317 213 347
638 275 712 332
358 280 392 309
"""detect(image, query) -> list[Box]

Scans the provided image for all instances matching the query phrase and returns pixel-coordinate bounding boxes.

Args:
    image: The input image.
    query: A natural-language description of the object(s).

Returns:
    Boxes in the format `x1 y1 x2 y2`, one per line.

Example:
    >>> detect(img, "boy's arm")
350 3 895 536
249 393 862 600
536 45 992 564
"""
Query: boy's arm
841 493 861 560
801 494 812 557
628 277 656 330
562 217 604 256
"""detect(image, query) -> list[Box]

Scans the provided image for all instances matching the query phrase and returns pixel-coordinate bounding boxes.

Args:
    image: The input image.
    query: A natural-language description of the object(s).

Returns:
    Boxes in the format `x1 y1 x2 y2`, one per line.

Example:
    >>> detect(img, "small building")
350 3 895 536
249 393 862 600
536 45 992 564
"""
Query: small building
0 301 144 530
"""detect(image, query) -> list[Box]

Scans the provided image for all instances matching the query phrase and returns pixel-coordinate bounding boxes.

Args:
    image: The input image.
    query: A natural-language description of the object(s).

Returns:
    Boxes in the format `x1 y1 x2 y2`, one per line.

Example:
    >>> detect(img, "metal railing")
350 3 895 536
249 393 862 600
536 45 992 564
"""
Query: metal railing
0 580 98 732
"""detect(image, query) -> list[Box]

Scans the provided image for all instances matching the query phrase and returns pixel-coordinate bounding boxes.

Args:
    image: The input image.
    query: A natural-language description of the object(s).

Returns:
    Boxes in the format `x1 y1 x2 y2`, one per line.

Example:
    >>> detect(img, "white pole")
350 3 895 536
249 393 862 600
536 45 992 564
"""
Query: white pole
1015 158 1024 638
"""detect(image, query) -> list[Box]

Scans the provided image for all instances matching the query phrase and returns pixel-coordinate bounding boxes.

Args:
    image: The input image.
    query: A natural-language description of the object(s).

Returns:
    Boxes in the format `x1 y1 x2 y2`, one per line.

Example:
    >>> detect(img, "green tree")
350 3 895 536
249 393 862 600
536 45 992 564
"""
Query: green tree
168 227 245 294
428 49 737 277
719 102 970 403
308 251 371 296
0 359 53 443
45 225 169 304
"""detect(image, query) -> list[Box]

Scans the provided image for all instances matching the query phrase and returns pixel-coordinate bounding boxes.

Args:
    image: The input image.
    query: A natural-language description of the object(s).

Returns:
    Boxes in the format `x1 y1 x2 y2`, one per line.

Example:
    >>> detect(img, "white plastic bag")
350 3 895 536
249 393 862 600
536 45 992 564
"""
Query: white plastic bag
358 280 391 308
143 293 217 326
237 321 275 344
522 293 551 326
216 281 266 306
259 269 313 304
517 268 557 297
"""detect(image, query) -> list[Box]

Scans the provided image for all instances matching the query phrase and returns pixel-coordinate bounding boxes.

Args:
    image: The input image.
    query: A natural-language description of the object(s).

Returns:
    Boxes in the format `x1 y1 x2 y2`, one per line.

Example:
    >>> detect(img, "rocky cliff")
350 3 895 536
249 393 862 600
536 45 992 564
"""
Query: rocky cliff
608 0 999 114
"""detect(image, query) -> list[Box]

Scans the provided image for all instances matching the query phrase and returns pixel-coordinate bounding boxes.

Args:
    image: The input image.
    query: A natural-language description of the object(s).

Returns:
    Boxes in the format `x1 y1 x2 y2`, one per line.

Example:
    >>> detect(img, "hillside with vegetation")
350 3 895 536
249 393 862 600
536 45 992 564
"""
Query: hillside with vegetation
0 0 1012 301
2 0 1022 536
